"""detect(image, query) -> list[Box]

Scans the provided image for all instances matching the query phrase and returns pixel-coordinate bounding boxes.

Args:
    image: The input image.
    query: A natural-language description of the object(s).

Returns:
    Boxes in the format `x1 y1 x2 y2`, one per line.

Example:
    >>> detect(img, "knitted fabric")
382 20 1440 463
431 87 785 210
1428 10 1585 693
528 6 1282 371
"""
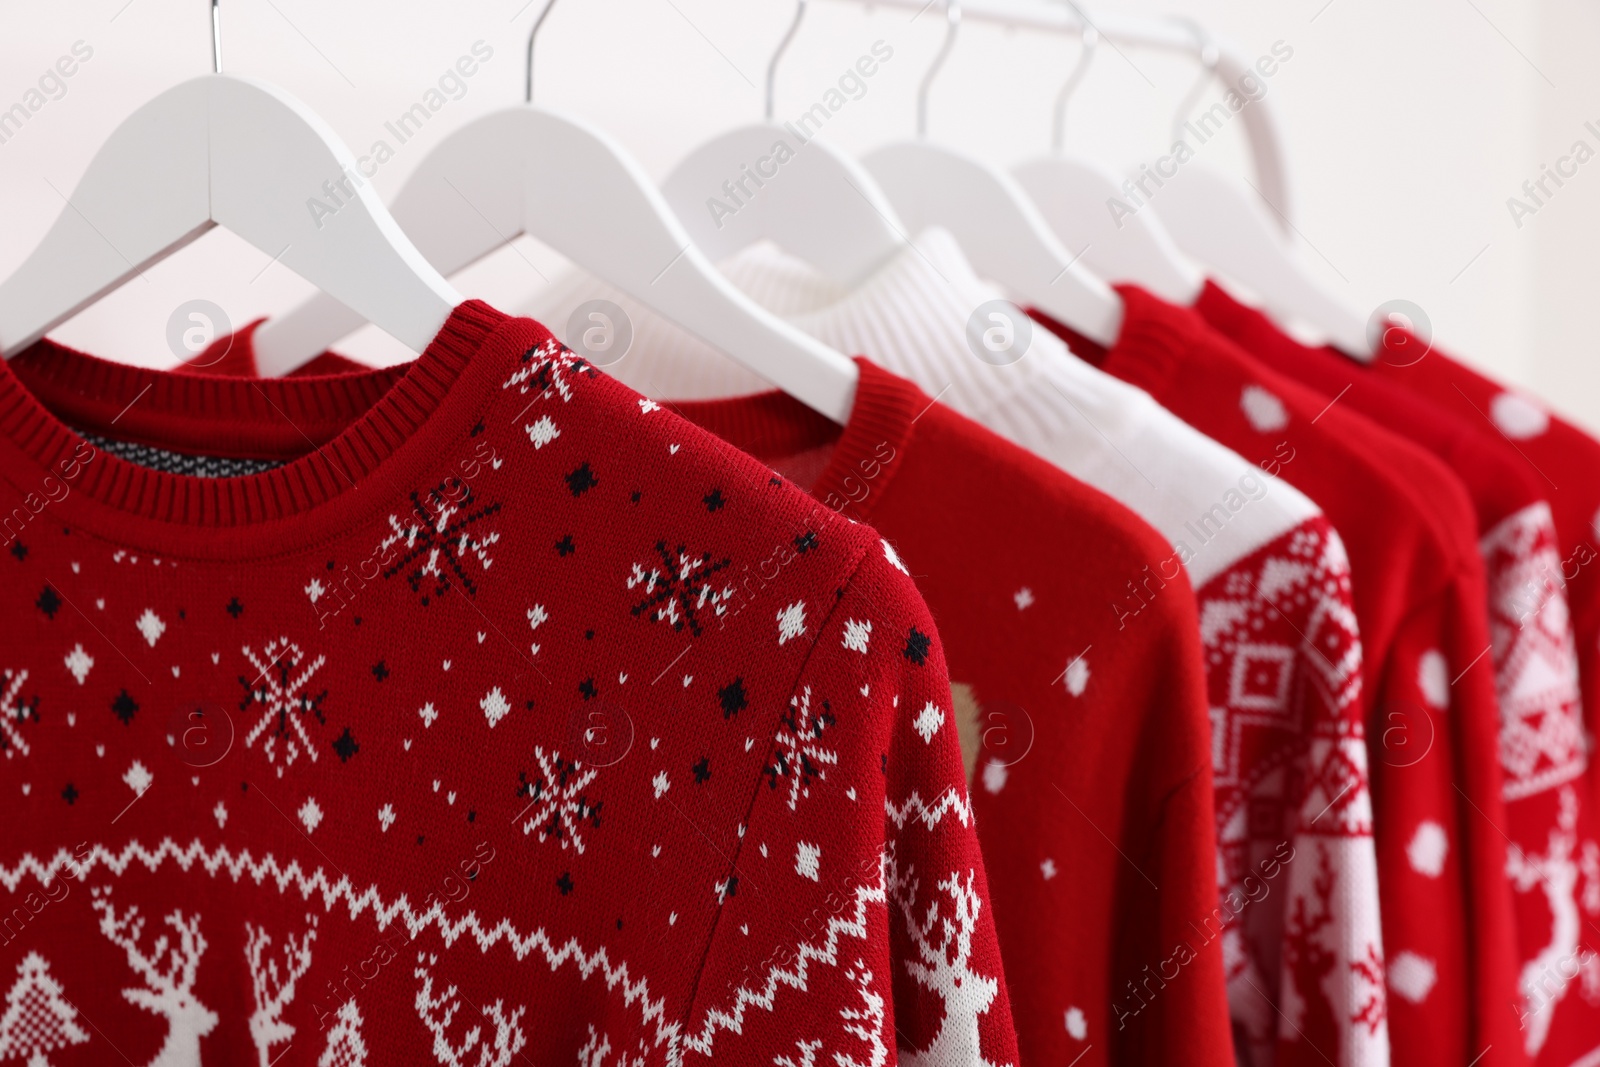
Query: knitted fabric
0 301 1017 1066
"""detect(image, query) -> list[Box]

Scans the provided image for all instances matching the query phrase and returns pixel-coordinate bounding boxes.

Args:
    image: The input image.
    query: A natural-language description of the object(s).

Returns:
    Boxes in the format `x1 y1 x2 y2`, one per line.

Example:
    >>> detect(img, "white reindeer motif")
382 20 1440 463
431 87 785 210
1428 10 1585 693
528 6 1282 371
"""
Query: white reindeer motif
1508 786 1584 1055
91 889 217 1067
413 954 526 1067
890 866 1005 1067
245 916 317 1067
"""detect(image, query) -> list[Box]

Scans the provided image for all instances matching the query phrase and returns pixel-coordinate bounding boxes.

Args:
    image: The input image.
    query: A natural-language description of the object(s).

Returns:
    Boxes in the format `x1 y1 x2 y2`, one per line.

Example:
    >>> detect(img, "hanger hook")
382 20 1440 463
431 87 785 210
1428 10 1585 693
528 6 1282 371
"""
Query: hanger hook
210 0 222 74
1169 16 1221 145
527 0 560 104
918 0 961 138
766 1 807 122
1051 2 1097 153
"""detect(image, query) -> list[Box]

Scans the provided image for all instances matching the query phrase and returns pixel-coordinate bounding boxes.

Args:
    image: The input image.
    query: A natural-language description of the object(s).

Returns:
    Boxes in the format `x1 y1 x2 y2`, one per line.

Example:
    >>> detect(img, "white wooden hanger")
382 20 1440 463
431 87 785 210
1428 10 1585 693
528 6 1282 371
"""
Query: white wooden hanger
255 0 857 420
862 0 1122 347
1150 20 1372 358
660 0 906 288
0 0 462 360
1012 16 1202 304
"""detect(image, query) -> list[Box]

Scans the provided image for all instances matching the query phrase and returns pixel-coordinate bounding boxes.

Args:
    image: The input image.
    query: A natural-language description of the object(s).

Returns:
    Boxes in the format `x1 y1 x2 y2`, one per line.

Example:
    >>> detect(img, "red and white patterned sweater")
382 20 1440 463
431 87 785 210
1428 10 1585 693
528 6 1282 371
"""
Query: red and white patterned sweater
0 302 1017 1066
1039 288 1527 1067
1197 281 1600 1065
180 326 1244 1067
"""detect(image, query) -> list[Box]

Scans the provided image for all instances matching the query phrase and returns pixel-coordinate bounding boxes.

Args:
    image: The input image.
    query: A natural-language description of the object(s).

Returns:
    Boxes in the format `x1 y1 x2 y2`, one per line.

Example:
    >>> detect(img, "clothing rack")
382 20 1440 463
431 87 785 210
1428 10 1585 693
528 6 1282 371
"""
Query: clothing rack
821 0 1292 228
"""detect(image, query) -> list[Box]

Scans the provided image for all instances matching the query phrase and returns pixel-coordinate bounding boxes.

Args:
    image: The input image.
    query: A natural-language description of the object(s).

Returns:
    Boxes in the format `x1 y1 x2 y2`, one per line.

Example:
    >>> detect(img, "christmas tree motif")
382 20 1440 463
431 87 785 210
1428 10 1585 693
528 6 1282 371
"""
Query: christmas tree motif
515 747 603 853
239 638 328 773
774 1040 823 1067
90 888 217 1067
627 541 733 637
0 952 89 1066
836 960 889 1067
764 687 838 811
1350 942 1387 1037
412 955 526 1067
317 999 368 1067
500 339 598 404
1508 785 1585 1055
0 668 39 760
376 481 503 606
888 863 1004 1067
575 1026 645 1067
245 916 317 1067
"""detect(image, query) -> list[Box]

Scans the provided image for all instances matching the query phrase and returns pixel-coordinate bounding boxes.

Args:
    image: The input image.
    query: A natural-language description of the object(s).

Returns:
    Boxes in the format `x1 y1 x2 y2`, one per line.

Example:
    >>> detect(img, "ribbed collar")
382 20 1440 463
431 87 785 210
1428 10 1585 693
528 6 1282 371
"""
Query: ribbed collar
1030 283 1211 399
0 300 516 558
668 357 924 523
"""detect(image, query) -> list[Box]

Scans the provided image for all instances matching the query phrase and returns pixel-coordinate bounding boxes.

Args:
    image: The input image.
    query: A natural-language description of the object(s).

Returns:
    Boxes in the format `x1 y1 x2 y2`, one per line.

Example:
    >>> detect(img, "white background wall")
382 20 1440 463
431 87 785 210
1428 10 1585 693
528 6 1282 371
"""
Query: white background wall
2 0 1590 427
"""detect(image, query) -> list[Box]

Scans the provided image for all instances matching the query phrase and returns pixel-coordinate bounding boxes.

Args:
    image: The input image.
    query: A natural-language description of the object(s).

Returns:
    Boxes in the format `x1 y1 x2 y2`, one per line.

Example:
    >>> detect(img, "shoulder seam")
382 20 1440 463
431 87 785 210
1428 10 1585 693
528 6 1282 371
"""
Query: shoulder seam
675 521 885 1035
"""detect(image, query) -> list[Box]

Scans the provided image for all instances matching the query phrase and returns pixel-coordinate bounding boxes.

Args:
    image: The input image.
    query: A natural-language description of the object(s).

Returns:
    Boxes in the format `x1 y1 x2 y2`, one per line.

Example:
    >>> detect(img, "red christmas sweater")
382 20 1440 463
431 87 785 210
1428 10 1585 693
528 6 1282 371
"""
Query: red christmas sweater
0 302 1019 1067
1196 282 1600 1064
1360 326 1600 793
179 331 1242 1066
1033 288 1528 1067
666 359 1235 1066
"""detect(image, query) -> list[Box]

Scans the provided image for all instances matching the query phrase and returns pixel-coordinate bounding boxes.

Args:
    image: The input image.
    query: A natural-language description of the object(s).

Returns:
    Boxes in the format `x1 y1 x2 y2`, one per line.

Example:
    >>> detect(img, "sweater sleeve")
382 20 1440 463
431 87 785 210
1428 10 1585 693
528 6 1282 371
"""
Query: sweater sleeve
677 538 1019 1066
1370 576 1527 1067
1119 764 1237 1066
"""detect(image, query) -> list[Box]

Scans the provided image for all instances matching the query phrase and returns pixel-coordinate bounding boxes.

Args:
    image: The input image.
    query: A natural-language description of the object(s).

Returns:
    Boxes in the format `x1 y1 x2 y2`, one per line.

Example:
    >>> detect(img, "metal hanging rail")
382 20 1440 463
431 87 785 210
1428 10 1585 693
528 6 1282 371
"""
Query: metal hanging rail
818 0 1292 228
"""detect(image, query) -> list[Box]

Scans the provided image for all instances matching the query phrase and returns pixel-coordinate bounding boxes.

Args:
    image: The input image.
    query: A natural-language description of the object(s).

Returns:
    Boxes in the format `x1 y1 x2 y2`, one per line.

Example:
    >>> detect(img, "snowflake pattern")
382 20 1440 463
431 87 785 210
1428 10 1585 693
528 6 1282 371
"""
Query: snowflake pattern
516 747 603 853
764 687 838 811
501 339 599 403
238 638 328 772
627 541 733 637
375 480 503 607
841 619 872 654
525 415 560 450
777 602 808 646
134 608 165 647
63 644 93 685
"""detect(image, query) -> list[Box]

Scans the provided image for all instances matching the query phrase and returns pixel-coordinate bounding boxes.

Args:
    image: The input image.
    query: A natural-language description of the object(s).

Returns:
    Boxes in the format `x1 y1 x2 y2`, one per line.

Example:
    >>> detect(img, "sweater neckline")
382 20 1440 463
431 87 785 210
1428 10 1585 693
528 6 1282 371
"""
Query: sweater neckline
0 300 519 559
1031 283 1202 392
667 357 924 523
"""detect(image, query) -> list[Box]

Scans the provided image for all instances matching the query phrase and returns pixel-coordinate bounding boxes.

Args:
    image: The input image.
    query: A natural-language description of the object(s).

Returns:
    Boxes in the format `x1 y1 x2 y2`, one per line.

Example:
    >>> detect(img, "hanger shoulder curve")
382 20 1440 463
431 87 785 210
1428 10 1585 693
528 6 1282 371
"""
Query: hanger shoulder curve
1156 164 1371 357
0 79 212 357
256 105 859 422
662 123 906 289
1014 155 1204 305
864 140 1122 347
0 75 460 360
